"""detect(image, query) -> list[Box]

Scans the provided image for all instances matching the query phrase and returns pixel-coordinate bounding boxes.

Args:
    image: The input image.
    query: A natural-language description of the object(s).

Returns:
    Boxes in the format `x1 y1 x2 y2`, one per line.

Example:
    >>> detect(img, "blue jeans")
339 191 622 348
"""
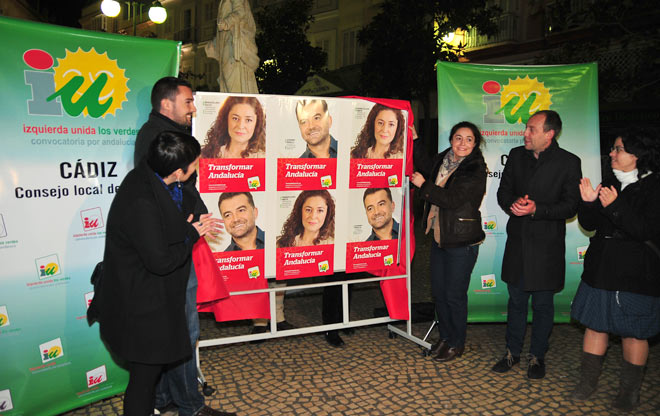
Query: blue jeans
154 264 204 416
505 283 554 360
430 244 479 349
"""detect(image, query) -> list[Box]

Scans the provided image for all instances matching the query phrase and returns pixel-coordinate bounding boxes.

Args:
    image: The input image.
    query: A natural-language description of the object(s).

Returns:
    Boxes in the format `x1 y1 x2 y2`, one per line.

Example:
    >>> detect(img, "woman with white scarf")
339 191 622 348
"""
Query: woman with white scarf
571 127 660 411
411 121 488 362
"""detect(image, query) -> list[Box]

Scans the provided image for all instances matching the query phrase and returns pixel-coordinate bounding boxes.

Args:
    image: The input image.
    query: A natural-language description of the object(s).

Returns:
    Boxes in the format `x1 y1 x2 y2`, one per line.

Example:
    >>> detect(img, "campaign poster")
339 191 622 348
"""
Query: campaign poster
273 97 339 191
436 62 600 322
197 191 269 321
0 16 180 415
194 92 266 192
348 101 406 189
345 188 402 273
275 190 336 279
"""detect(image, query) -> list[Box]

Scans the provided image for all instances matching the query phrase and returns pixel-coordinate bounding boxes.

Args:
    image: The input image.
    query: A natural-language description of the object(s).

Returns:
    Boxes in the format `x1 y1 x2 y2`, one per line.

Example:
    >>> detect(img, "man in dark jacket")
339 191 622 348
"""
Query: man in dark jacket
492 110 582 379
134 77 232 416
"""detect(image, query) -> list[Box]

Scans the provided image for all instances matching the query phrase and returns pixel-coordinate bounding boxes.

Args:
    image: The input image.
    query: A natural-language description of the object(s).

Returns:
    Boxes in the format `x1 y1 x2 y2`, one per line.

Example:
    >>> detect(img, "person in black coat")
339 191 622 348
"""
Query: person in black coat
492 110 582 379
94 131 221 416
570 128 660 411
411 121 487 362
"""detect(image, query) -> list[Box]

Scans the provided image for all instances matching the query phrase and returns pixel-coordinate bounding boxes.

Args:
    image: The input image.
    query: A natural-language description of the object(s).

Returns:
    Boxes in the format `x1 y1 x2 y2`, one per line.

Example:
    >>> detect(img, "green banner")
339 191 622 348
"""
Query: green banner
436 62 601 322
0 17 179 415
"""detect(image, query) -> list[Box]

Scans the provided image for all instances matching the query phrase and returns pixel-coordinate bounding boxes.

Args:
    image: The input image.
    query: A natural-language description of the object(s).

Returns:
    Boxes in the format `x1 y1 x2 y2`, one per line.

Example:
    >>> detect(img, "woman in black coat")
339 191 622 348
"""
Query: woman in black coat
570 128 660 411
411 121 487 362
95 131 219 415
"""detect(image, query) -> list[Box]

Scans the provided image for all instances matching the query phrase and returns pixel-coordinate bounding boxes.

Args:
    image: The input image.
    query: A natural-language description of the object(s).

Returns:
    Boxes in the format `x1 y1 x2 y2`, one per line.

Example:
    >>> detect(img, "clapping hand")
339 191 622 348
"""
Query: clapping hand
598 185 618 208
579 178 601 202
510 194 536 216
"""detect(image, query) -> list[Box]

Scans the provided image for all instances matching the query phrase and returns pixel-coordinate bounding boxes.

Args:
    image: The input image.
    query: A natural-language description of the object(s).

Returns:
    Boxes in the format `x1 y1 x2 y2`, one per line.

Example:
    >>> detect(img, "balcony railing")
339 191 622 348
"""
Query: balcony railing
465 13 518 49
173 20 217 44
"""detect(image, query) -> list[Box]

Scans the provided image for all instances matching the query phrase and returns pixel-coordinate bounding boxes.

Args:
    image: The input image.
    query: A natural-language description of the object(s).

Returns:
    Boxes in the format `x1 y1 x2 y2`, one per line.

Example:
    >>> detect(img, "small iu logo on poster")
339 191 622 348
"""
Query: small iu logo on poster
0 305 10 327
482 215 497 232
80 207 104 231
35 254 62 279
0 214 7 238
577 246 588 261
86 365 108 388
481 274 497 289
0 389 14 412
39 337 64 363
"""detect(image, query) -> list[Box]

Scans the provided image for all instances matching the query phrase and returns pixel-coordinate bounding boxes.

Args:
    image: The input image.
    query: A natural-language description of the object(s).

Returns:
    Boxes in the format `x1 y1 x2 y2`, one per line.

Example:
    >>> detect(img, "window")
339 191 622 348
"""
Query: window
342 28 361 67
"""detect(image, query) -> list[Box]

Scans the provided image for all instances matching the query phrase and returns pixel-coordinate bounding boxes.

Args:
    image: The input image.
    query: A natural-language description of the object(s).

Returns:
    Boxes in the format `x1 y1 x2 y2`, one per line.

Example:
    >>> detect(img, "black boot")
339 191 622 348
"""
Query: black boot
612 359 645 412
571 352 605 400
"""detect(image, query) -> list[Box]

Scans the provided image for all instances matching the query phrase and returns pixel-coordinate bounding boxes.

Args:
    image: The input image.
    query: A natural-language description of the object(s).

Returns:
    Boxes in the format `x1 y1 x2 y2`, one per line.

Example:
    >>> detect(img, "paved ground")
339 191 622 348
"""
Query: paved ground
63 225 660 415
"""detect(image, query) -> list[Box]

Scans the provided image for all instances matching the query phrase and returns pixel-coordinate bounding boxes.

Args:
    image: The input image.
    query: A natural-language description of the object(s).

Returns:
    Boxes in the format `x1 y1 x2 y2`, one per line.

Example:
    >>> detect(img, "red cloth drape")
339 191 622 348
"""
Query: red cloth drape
193 238 270 321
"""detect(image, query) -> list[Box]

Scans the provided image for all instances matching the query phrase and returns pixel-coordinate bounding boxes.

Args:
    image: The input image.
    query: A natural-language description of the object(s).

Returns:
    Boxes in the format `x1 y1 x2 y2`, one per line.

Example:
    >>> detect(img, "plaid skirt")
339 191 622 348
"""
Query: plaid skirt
571 280 660 339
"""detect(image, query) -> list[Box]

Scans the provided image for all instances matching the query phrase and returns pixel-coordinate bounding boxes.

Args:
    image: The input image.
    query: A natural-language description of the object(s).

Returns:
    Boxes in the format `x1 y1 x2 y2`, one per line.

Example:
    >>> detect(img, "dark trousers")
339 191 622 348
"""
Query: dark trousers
154 265 204 416
505 283 555 359
322 272 352 324
430 244 479 349
124 361 164 416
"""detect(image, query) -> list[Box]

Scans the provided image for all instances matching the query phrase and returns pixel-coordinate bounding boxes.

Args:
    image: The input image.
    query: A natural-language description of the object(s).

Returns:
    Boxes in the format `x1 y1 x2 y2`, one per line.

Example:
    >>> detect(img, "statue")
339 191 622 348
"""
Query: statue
205 0 260 93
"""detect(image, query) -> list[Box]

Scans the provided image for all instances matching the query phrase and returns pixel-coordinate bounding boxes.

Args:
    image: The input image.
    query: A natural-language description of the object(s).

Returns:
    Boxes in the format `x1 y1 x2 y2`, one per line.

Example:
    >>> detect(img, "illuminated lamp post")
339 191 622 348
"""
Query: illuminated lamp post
100 0 167 36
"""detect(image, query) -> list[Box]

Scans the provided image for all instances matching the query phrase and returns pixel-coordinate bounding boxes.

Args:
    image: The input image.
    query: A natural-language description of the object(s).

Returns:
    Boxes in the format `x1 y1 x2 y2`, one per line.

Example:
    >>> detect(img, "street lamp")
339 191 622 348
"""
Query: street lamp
100 0 167 35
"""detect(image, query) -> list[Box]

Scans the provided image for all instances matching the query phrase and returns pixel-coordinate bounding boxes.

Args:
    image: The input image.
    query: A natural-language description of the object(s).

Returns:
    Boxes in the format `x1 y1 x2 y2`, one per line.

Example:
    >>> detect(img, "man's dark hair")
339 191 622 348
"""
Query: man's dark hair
295 99 328 121
534 110 562 139
151 77 192 112
218 192 256 212
363 187 393 204
147 130 200 177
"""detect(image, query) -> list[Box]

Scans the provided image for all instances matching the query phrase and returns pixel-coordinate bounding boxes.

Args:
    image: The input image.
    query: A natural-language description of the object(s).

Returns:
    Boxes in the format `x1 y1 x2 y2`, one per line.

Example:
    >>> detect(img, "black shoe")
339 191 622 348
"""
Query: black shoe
250 325 267 344
492 349 520 373
195 405 237 416
277 320 295 331
430 339 449 355
612 360 644 411
434 346 464 362
571 352 604 400
324 330 345 347
527 354 546 379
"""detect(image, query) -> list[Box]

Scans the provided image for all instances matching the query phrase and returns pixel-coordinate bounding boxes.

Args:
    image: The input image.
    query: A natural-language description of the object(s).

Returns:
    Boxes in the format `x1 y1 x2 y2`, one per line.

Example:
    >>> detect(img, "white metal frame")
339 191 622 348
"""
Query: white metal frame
196 178 429 365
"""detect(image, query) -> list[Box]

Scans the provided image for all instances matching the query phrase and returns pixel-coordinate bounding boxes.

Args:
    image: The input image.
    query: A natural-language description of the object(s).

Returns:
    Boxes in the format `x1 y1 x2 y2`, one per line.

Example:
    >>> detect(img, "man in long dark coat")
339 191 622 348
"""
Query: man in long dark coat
134 77 233 416
492 110 582 379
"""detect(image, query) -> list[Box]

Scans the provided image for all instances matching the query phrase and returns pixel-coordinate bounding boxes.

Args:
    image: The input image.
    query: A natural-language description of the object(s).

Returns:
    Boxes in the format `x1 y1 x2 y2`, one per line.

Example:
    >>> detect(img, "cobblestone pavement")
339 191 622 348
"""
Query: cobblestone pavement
63 227 660 415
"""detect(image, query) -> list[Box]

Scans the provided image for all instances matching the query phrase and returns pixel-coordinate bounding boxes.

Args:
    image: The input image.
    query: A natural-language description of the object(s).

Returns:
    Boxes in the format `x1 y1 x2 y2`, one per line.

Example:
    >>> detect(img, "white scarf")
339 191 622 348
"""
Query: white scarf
612 168 638 190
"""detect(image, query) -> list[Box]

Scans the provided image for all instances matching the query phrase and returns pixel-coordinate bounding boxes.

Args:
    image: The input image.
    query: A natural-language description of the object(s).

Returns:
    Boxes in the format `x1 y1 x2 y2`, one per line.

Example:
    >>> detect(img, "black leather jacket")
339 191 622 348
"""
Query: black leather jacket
415 146 487 248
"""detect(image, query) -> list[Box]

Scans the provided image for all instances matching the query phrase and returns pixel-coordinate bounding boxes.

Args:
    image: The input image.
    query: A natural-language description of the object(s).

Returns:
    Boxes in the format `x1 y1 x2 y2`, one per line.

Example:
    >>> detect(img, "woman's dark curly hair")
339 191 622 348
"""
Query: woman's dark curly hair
350 104 405 159
276 190 335 248
201 96 266 158
619 126 660 178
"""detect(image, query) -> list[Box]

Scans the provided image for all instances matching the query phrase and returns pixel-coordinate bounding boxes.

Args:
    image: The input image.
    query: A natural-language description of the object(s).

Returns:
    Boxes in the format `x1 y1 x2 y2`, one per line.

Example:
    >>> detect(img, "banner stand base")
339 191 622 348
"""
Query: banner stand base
387 324 431 350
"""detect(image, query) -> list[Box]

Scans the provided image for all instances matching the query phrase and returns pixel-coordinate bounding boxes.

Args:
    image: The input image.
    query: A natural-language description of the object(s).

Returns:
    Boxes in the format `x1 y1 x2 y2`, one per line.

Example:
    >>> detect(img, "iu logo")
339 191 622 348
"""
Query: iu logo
482 76 553 125
80 207 104 231
0 214 7 238
86 365 108 388
23 48 129 118
39 337 64 364
35 254 62 279
0 389 14 412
